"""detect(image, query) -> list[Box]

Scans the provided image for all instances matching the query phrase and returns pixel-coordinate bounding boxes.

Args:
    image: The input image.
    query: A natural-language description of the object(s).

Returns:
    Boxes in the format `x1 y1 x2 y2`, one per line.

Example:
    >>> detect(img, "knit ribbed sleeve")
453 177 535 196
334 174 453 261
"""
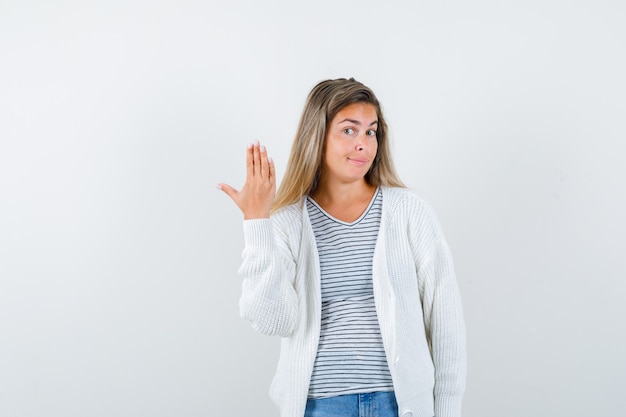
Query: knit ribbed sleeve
408 196 467 417
238 218 299 336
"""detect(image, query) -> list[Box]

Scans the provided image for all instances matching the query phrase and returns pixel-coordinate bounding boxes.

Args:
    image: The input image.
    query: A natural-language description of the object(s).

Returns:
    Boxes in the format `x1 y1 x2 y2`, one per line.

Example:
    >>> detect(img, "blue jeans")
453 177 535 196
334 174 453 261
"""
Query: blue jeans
304 391 398 417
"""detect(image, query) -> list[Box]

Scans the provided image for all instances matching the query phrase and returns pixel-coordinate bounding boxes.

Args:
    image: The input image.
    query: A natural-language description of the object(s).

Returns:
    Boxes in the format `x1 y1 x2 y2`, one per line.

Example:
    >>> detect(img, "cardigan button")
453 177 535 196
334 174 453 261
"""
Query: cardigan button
400 411 414 417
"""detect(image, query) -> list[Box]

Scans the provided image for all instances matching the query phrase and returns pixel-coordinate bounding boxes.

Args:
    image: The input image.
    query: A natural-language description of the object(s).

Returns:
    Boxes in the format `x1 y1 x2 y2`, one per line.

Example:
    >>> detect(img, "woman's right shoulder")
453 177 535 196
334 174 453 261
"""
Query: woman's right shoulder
271 199 305 233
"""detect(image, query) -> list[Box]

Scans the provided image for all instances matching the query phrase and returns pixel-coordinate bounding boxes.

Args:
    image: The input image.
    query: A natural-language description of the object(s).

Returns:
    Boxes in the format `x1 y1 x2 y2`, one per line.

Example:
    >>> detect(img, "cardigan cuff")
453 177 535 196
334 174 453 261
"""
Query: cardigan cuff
242 219 274 249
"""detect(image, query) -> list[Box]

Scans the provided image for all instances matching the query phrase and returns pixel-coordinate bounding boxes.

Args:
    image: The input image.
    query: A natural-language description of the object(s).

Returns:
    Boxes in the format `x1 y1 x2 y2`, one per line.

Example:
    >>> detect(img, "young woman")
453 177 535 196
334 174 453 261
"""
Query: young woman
218 78 466 417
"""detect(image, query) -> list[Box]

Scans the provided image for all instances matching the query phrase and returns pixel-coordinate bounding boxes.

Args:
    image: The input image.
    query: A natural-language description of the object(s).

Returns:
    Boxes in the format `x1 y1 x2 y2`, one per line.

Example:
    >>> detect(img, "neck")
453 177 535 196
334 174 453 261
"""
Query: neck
311 178 376 205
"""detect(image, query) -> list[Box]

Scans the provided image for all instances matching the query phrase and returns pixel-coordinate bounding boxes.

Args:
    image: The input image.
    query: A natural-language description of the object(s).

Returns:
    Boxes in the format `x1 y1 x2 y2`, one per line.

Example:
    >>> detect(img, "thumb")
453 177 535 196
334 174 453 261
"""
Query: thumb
216 183 239 201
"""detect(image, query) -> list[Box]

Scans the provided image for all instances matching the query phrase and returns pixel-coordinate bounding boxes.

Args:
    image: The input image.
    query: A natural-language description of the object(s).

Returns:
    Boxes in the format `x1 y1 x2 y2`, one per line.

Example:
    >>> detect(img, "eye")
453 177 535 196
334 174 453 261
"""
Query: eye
343 128 355 135
366 129 377 137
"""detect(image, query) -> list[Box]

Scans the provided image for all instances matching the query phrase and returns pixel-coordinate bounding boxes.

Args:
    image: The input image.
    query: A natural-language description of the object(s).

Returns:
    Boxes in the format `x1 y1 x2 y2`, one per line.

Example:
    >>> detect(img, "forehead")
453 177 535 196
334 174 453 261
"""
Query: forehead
331 102 378 123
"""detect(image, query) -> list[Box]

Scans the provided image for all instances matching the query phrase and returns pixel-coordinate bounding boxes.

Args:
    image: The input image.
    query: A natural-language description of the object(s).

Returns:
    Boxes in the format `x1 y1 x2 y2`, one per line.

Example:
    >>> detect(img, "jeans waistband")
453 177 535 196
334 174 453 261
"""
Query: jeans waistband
305 391 398 417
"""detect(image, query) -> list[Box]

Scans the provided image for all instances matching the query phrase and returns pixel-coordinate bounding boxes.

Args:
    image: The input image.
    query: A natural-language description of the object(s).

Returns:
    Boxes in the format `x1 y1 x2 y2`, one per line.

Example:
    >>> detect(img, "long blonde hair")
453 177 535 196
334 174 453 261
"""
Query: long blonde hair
272 78 405 212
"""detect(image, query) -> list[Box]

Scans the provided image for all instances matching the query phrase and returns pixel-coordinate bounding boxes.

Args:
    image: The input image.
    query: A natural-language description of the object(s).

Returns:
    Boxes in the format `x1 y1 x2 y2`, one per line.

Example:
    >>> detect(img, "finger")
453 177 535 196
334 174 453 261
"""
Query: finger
268 156 276 184
253 140 261 177
245 143 253 181
260 144 268 179
217 183 239 201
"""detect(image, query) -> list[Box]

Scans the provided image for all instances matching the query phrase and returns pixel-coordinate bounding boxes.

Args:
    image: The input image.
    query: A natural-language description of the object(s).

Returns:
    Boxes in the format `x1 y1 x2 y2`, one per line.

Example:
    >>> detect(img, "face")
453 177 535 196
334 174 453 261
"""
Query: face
321 102 379 185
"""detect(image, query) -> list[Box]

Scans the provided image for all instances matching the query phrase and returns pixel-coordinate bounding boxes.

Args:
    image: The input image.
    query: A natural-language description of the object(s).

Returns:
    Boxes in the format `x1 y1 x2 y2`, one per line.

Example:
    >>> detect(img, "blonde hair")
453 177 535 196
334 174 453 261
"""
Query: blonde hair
272 78 405 212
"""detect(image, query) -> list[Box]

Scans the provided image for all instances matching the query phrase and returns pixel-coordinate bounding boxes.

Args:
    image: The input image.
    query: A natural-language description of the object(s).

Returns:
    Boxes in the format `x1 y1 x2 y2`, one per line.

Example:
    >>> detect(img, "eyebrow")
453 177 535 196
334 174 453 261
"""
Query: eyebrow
337 118 379 126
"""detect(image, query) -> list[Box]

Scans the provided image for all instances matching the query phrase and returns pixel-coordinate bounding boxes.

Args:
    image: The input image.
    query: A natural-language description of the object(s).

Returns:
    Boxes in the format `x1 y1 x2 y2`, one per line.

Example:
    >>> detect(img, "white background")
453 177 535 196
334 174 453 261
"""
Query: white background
1 1 625 416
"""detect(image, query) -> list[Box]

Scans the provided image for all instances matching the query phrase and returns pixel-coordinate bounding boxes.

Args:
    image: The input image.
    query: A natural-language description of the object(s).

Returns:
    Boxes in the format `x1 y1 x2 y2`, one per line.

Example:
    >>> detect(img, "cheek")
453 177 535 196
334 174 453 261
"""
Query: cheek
326 138 345 158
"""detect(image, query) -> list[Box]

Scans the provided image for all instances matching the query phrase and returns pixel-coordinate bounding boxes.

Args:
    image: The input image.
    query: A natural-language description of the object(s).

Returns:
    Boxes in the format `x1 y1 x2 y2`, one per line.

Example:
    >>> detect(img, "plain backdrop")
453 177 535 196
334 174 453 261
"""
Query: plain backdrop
1 1 625 416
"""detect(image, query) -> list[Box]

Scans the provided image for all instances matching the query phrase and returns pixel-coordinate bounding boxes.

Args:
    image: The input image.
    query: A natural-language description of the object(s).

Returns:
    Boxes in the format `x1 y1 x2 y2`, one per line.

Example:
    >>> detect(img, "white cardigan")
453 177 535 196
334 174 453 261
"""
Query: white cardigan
238 187 466 417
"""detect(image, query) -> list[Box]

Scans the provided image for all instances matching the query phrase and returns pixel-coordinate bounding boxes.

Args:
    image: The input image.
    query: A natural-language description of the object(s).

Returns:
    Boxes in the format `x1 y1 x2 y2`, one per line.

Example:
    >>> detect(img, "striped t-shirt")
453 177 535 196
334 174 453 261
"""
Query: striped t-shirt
306 188 393 398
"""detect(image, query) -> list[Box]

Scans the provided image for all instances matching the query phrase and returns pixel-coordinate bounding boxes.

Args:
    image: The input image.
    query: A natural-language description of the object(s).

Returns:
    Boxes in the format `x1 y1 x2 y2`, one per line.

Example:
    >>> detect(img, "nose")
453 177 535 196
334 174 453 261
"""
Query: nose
355 134 367 151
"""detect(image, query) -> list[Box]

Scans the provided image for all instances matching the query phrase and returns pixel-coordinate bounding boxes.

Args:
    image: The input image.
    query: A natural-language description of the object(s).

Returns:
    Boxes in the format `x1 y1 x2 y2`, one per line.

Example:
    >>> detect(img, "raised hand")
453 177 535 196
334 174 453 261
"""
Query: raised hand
218 141 276 219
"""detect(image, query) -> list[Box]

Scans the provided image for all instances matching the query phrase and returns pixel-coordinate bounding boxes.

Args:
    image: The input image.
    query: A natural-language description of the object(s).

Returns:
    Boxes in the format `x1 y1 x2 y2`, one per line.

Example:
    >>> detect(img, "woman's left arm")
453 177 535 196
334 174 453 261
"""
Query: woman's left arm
410 200 467 417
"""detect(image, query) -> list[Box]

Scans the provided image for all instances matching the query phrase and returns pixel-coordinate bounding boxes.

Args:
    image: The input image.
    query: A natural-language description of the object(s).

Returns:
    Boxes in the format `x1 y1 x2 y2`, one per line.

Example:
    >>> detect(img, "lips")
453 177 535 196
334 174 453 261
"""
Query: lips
348 158 369 165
